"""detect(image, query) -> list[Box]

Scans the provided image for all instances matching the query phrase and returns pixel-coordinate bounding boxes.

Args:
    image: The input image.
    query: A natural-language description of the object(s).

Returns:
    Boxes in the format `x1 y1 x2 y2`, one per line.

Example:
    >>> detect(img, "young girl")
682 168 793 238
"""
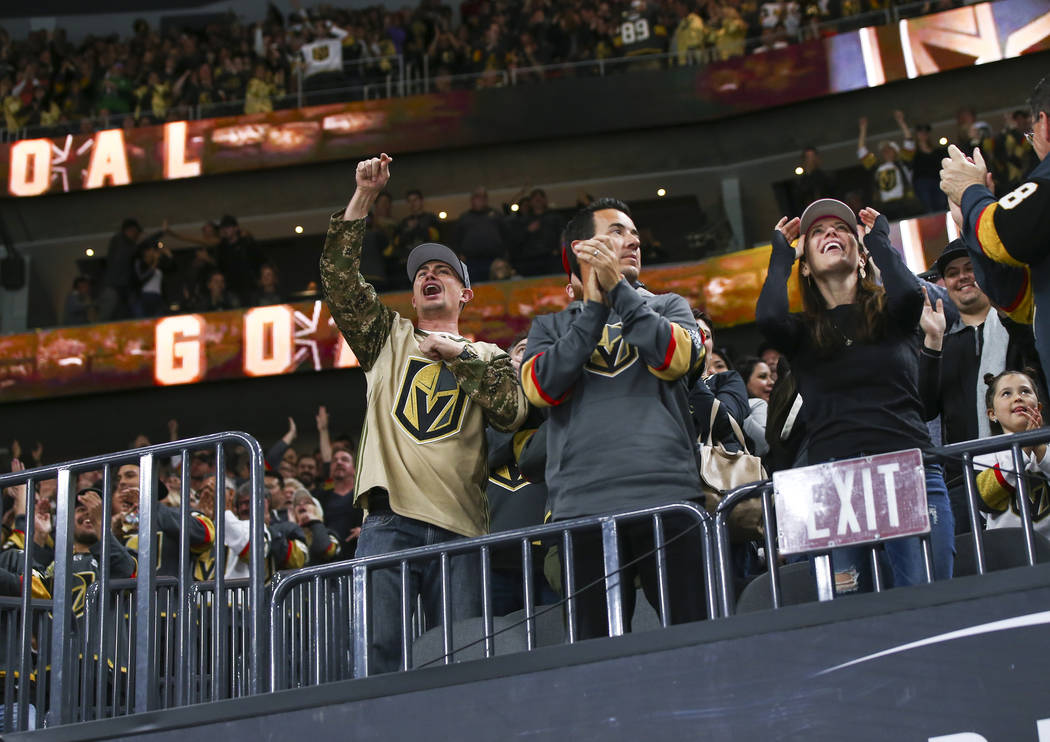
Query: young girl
974 370 1050 537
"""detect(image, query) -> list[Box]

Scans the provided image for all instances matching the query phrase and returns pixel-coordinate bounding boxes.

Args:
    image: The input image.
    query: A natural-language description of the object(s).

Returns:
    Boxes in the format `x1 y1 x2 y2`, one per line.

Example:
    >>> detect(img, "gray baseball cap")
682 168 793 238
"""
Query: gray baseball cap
799 198 858 238
406 243 470 288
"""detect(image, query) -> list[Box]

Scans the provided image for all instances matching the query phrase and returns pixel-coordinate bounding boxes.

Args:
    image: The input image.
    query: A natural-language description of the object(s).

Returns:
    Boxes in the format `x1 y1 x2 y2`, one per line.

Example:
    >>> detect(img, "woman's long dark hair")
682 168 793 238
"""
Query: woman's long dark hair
798 232 888 355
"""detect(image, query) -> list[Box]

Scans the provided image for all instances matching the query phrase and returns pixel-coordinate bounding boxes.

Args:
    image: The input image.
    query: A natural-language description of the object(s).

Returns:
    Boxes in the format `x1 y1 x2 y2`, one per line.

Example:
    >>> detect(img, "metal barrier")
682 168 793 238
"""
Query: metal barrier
0 596 52 731
270 501 716 689
713 429 1050 616
0 432 267 730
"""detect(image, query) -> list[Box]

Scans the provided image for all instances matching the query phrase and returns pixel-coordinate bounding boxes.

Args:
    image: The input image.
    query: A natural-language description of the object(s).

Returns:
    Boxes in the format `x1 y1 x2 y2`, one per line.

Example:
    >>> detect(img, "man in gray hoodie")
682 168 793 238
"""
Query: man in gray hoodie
520 197 708 638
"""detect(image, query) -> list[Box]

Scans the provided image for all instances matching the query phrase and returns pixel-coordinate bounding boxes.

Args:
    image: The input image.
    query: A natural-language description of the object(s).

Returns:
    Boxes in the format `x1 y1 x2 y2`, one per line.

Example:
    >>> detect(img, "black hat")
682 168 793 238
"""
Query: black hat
934 239 969 277
406 243 470 288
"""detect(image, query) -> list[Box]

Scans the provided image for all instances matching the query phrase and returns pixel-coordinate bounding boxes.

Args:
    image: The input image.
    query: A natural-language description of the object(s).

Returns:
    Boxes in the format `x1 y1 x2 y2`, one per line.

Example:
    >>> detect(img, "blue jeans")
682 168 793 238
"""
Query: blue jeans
355 510 481 674
832 465 955 593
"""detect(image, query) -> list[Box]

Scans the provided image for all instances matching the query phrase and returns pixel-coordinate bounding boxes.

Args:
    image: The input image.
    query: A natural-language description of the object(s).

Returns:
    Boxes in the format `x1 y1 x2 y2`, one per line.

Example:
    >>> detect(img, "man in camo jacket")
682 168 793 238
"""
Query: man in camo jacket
320 153 526 674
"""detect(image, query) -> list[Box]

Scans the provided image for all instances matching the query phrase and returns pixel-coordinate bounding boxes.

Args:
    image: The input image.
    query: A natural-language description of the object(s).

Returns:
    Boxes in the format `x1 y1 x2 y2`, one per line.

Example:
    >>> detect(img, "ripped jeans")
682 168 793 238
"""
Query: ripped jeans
831 465 955 594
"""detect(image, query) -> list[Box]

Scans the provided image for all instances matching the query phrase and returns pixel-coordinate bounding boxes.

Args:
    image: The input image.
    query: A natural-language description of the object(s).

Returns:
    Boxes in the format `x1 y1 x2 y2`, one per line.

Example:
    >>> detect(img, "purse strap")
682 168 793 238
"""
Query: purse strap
706 398 754 455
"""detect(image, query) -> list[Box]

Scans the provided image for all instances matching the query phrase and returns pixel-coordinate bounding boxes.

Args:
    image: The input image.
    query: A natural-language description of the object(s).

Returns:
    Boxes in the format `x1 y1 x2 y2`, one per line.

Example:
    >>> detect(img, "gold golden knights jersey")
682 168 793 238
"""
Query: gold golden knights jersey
320 214 526 538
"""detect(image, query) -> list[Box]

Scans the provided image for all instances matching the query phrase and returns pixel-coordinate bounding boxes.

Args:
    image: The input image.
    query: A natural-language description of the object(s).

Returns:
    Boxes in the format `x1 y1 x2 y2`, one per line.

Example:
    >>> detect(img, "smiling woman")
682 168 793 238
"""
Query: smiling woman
756 197 955 595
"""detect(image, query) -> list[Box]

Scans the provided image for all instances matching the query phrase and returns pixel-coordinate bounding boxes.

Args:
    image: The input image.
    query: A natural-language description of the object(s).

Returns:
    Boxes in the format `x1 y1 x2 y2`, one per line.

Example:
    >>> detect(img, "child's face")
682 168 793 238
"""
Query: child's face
989 373 1042 433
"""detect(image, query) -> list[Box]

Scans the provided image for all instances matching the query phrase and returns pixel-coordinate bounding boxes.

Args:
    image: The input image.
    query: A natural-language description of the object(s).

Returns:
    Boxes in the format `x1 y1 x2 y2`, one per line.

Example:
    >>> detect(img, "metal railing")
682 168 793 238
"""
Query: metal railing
0 596 52 732
270 501 716 689
0 431 267 731
713 428 1050 616
0 0 962 143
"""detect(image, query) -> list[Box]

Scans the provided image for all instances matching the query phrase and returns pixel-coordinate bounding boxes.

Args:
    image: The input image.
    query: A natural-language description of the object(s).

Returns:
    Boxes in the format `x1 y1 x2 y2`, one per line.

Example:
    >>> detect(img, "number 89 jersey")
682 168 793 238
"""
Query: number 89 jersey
616 11 668 57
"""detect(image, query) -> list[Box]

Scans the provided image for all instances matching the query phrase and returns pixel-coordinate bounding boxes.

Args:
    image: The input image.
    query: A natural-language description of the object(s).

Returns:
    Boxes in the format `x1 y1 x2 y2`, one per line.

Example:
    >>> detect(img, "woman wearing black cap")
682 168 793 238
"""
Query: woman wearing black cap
756 198 954 595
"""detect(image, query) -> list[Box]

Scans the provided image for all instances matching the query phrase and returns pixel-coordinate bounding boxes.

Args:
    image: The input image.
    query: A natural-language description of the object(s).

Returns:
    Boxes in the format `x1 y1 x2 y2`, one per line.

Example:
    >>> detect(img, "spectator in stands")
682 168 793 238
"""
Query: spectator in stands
488 257 518 281
997 110 1039 194
99 217 144 321
486 330 556 615
974 370 1050 537
690 309 749 448
190 269 240 312
250 264 285 306
244 64 280 114
315 448 360 555
321 153 525 672
263 470 284 515
361 191 395 289
857 111 922 220
911 123 949 213
48 487 136 599
708 348 732 373
291 490 341 565
63 276 97 326
927 239 1043 534
521 197 706 637
392 189 441 280
132 239 174 317
757 342 781 383
941 74 1050 387
738 356 773 457
758 199 954 593
215 215 263 302
714 6 748 60
794 146 837 214
455 186 505 282
509 188 564 276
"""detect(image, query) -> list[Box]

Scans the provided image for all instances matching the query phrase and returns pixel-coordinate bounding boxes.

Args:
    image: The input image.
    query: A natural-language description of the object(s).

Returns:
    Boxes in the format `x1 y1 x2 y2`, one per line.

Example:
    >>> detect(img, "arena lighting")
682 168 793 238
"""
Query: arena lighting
795 167 805 176
510 203 519 212
656 188 667 197
294 225 304 234
85 248 94 256
438 211 447 219
939 137 949 145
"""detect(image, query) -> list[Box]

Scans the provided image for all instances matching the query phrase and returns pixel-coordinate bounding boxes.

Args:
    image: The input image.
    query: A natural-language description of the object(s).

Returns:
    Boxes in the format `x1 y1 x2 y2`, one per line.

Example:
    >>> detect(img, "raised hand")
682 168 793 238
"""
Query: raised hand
355 153 392 194
919 286 945 350
283 417 297 445
774 216 802 258
573 235 622 293
858 207 881 235
316 405 328 432
939 145 988 204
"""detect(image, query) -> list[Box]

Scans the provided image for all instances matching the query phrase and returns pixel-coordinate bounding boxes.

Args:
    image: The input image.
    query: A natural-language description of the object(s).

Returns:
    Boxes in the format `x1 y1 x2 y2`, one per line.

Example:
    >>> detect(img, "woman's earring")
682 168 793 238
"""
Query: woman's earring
992 416 998 423
859 265 867 279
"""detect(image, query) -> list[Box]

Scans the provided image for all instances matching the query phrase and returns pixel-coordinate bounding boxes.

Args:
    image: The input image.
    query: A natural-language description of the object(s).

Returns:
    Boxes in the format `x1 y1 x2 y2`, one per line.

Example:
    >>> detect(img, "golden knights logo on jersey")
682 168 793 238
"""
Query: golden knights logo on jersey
392 357 468 443
877 167 899 193
312 44 331 61
489 463 529 492
585 323 638 377
1015 474 1050 523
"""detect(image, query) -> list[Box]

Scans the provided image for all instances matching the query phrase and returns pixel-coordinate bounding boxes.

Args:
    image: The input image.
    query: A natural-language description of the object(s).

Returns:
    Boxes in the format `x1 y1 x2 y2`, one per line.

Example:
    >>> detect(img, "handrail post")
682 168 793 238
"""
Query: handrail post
48 468 75 725
600 519 624 637
134 453 159 713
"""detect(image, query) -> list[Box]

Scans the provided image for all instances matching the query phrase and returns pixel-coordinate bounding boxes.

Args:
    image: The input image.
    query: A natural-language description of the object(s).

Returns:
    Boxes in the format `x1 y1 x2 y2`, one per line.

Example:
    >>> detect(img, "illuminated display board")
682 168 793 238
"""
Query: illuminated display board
2 0 1047 199
0 210 958 403
0 247 783 402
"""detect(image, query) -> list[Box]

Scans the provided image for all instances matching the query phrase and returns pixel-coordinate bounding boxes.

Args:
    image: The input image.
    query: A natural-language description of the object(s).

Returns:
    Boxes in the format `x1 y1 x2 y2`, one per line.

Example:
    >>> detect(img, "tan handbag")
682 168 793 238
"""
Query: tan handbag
699 399 767 542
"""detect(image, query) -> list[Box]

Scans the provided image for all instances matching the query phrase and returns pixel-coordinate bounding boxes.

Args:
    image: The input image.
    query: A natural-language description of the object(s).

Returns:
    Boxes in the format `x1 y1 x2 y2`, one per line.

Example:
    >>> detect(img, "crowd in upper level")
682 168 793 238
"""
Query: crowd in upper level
0 0 960 137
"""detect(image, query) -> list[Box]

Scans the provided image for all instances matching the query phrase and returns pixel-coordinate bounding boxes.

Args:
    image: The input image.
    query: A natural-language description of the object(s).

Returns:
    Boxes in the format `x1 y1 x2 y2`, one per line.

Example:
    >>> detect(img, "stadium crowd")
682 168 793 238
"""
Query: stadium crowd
4 71 1048 652
64 100 1035 327
0 0 963 137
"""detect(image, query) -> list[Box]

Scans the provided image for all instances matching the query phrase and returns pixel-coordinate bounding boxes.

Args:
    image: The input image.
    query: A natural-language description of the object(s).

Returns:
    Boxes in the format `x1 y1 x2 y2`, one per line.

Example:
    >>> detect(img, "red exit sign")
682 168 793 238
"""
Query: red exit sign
773 449 930 555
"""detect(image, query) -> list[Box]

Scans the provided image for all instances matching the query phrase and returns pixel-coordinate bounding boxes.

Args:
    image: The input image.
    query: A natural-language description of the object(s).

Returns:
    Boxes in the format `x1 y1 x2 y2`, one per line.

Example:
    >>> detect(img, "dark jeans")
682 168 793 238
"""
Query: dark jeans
491 547 560 616
355 509 481 674
565 515 707 640
831 465 955 593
